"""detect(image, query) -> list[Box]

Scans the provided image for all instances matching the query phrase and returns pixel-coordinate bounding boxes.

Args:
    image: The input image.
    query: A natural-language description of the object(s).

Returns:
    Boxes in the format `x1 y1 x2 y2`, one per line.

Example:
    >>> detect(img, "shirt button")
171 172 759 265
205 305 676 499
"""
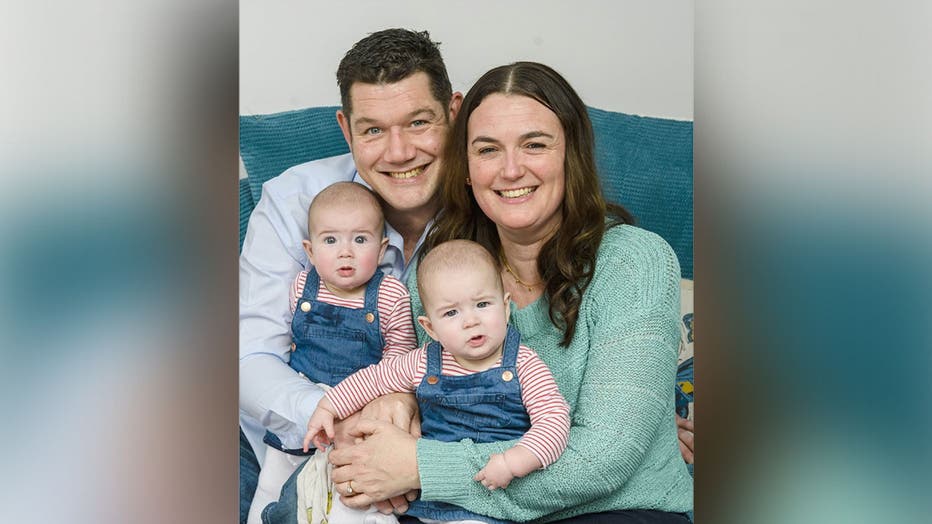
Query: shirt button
426 376 439 385
365 312 375 323
501 370 514 382
290 342 296 351
300 301 311 312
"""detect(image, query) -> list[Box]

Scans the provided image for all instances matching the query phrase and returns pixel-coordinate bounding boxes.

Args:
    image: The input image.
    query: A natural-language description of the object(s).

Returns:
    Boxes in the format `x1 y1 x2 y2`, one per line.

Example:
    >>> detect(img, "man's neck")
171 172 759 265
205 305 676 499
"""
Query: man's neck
385 204 437 263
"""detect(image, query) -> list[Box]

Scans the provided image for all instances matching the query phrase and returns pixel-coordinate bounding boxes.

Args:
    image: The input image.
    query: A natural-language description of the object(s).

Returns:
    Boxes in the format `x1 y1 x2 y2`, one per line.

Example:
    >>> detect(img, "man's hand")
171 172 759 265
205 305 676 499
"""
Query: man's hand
676 415 694 464
358 392 421 437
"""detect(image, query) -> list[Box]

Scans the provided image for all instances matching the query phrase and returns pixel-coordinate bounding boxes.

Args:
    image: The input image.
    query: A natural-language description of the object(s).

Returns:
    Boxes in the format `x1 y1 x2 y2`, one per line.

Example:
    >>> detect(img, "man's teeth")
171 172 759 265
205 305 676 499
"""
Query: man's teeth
499 187 534 198
389 167 423 179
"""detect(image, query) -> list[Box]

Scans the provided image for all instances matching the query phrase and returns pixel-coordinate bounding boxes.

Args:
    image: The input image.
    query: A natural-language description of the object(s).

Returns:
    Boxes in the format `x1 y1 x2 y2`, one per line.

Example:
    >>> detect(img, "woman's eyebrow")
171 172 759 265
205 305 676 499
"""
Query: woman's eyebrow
471 130 555 145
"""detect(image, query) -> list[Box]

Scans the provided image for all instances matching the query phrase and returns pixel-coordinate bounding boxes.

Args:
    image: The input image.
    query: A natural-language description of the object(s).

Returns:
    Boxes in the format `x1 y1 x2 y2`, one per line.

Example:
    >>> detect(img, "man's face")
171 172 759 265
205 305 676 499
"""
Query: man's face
337 72 459 220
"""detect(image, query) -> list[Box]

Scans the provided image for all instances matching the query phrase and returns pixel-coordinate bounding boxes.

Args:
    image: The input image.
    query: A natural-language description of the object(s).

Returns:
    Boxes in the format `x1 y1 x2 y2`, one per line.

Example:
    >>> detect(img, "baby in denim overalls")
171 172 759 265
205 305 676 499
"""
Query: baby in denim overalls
255 182 417 524
305 240 570 524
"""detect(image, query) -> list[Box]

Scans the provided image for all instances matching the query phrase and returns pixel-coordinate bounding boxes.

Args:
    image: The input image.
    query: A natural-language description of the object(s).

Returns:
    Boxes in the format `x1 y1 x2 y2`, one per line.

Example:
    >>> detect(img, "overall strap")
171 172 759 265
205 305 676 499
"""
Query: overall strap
500 324 522 368
362 269 385 312
424 340 443 377
300 266 323 301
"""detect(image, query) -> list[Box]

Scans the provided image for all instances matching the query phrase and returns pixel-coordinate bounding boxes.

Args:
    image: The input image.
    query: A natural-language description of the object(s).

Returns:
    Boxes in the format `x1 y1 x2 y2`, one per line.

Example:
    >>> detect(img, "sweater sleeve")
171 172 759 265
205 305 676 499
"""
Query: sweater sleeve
415 229 682 521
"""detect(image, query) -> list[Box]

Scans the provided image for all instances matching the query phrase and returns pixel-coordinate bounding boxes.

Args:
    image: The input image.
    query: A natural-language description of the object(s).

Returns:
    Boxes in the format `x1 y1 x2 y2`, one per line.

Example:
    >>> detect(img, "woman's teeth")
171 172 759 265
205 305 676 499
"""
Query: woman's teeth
498 187 534 198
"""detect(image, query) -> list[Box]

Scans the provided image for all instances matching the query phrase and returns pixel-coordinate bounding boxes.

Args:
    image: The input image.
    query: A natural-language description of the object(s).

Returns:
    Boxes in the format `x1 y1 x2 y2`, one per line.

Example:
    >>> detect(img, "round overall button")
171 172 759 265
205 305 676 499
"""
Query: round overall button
501 370 514 382
300 301 311 312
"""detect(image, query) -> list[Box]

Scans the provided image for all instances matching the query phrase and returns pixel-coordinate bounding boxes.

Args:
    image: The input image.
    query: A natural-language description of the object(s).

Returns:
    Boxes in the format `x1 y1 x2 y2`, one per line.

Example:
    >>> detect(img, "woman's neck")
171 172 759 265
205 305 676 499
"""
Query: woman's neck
498 228 554 308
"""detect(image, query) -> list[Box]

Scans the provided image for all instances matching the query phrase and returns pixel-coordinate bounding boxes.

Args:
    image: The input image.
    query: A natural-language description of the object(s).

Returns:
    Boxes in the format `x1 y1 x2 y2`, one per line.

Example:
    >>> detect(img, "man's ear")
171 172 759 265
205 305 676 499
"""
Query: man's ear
302 239 315 266
336 109 352 150
417 315 439 341
448 92 464 122
378 237 389 263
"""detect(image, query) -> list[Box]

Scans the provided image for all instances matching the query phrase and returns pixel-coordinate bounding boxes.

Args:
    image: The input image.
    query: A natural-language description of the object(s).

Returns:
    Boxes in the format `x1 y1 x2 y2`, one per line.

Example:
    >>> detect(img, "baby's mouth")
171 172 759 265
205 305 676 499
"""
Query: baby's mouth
468 335 486 347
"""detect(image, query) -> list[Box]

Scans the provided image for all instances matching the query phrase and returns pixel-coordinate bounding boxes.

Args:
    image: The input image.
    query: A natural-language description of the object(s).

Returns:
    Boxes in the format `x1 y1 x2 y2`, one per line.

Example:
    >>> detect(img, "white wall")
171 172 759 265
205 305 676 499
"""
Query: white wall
240 0 693 120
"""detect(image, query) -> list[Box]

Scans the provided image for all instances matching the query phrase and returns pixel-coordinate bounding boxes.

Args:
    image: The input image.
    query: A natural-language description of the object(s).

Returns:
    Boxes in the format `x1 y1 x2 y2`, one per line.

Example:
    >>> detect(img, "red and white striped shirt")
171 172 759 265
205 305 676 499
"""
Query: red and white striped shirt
289 271 417 360
326 343 571 468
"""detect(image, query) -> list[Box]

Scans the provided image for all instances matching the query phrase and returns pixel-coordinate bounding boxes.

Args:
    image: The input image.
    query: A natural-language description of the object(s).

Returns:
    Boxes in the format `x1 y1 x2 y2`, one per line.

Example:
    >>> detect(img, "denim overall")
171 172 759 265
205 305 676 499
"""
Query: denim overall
263 267 386 455
405 325 528 524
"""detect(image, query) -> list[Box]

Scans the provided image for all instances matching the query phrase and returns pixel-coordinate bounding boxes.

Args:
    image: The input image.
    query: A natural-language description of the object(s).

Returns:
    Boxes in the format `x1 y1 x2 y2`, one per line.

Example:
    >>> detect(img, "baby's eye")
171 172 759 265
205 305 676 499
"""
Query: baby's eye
323 236 337 244
354 235 368 244
442 309 458 318
476 301 491 308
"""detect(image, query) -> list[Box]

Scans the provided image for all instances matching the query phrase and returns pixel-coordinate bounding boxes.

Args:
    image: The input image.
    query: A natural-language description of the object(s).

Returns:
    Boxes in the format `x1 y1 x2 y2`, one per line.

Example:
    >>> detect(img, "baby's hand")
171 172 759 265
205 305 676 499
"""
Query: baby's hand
302 404 336 452
473 453 515 490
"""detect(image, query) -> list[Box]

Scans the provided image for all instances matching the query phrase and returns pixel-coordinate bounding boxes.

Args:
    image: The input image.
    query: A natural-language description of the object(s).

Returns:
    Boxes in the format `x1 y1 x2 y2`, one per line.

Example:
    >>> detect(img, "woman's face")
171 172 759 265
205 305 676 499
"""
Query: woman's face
466 93 566 239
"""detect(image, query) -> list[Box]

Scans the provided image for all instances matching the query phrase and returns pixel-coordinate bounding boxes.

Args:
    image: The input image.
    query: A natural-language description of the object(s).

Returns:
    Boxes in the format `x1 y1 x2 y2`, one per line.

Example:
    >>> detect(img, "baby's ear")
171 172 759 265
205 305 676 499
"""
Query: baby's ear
378 237 389 263
503 292 511 320
417 315 439 341
302 239 314 265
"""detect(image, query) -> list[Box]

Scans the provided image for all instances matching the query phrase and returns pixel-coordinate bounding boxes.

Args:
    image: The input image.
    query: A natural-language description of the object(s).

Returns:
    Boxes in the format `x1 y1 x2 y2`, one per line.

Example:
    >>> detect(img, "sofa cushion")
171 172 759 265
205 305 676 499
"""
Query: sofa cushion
589 108 693 279
239 106 349 205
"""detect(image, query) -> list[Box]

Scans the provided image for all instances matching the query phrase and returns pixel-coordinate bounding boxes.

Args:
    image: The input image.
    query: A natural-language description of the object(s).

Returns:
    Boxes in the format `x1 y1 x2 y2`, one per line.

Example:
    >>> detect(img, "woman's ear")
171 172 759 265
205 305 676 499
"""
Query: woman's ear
417 315 439 341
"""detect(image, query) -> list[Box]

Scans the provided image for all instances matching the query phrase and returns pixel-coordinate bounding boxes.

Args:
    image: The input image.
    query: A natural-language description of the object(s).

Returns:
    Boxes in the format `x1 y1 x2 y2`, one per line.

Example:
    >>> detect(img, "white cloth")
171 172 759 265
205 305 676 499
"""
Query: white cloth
295 447 400 524
296 448 332 524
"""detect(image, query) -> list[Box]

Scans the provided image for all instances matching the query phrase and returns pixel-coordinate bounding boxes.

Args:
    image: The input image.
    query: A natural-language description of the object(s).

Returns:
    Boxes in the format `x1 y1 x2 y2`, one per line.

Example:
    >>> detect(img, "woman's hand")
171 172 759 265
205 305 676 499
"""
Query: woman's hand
676 415 694 464
329 419 421 509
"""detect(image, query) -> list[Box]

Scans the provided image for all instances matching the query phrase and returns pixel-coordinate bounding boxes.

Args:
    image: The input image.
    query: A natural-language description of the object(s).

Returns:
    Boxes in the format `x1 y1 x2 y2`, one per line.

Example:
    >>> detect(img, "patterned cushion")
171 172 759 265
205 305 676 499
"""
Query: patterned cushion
676 278 695 421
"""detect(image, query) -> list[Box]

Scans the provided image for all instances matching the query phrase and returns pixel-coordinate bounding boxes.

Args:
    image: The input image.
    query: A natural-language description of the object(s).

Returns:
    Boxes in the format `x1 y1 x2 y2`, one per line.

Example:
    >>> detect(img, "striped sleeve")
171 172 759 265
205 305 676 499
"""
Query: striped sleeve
377 275 418 360
289 271 308 314
515 345 571 468
325 346 426 419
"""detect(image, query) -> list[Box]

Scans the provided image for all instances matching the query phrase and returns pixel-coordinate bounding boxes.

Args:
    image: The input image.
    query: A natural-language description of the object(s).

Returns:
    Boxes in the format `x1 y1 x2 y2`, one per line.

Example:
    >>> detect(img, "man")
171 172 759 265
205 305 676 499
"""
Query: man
239 28 462 523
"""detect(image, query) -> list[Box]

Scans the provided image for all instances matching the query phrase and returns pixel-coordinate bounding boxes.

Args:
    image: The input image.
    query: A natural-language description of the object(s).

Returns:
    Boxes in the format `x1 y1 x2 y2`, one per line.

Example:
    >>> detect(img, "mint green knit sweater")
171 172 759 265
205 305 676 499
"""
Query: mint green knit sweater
407 225 693 522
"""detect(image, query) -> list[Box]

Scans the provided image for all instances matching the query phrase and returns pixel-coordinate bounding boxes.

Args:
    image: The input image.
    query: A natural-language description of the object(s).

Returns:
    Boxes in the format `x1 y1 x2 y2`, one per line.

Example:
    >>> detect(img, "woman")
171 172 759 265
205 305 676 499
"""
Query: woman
329 62 692 523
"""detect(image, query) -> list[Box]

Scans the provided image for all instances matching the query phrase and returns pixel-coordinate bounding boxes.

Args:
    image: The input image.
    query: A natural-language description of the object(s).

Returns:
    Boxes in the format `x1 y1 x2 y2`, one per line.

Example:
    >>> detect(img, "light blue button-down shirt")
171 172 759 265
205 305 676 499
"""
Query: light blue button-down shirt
239 153 429 464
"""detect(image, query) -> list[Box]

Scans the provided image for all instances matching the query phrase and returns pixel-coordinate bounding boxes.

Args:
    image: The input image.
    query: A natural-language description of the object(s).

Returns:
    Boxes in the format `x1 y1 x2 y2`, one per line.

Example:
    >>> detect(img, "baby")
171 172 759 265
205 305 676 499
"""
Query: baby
251 181 417 524
305 239 570 524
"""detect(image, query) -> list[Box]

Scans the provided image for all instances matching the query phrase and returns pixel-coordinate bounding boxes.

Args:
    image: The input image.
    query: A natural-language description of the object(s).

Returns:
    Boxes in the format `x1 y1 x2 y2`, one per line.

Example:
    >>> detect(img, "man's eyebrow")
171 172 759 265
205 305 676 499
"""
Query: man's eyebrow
353 108 439 129
471 130 555 145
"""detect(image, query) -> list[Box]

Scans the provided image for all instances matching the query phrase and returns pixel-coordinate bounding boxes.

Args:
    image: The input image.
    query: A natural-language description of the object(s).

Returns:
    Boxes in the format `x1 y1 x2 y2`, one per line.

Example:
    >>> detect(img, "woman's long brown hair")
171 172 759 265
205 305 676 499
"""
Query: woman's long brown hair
423 62 632 346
